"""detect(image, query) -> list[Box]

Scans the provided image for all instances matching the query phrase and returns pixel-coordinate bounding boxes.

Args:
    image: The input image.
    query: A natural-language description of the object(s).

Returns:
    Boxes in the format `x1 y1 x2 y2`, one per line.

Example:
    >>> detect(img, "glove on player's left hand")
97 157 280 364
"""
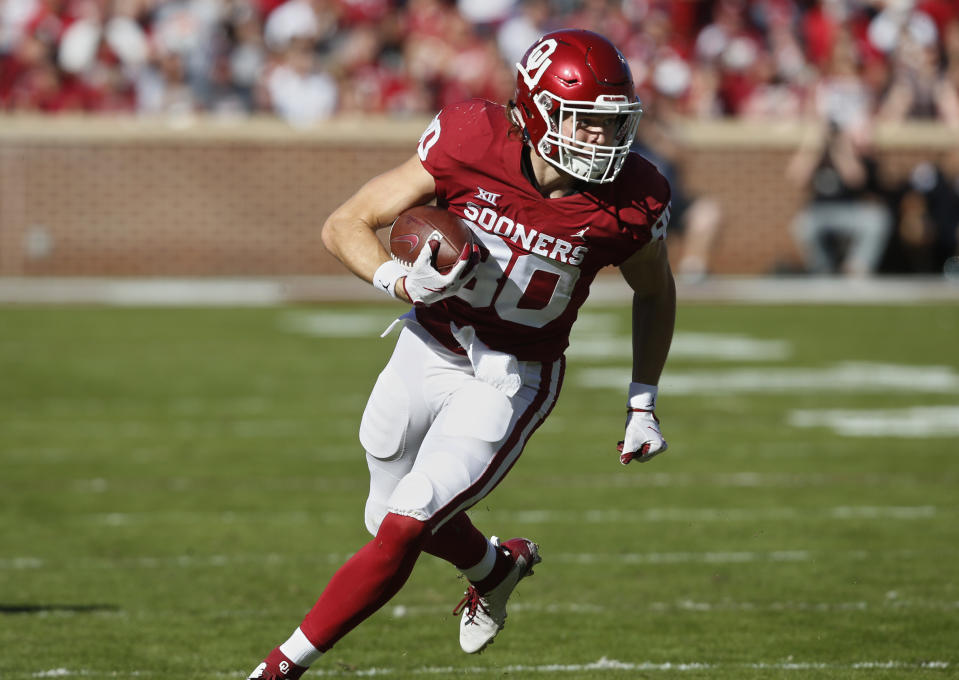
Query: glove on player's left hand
617 382 668 465
618 409 667 464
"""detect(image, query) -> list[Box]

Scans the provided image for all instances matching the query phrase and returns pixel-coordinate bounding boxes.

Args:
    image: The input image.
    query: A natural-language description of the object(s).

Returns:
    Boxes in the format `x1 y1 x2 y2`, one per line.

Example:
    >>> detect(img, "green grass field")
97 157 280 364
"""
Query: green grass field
2 301 957 679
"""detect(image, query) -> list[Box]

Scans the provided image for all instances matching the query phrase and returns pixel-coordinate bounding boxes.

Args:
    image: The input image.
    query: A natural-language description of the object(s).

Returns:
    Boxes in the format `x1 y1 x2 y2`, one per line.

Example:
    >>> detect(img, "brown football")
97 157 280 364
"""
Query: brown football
389 205 475 273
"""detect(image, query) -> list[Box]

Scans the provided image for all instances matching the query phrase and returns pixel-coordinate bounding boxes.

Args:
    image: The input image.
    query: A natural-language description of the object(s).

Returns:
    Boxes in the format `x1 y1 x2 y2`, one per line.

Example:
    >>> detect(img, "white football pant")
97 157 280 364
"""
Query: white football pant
360 319 564 535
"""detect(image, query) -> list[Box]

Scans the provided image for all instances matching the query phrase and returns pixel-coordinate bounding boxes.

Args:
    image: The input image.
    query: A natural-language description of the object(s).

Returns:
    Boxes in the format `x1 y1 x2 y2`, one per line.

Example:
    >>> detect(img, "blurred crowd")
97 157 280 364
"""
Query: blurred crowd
1 0 958 127
2 0 957 277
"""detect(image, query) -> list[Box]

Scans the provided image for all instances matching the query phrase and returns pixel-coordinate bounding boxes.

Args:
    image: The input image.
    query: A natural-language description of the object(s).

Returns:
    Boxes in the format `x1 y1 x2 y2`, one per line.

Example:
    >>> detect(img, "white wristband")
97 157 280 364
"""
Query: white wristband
627 382 658 411
372 259 408 299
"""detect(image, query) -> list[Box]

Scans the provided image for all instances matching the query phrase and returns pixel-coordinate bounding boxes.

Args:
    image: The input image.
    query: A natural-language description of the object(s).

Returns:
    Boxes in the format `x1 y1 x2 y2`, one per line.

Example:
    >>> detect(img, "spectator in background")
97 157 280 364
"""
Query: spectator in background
693 0 765 116
799 0 844 71
436 11 513 107
739 1 807 120
8 50 76 110
333 22 430 115
133 0 218 116
786 118 893 277
565 0 629 47
98 0 150 110
810 23 873 130
894 151 959 273
633 78 723 283
944 17 959 93
150 0 223 104
621 6 688 96
456 0 514 32
263 0 337 53
204 1 266 114
136 50 198 115
2 0 959 128
2 0 72 111
496 0 553 67
257 0 339 125
401 0 458 104
260 35 337 126
875 10 959 127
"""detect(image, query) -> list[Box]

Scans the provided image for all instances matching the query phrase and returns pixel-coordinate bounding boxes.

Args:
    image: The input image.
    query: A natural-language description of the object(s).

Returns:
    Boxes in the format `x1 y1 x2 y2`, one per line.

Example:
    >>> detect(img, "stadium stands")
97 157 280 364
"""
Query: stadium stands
1 0 957 126
1 1 957 279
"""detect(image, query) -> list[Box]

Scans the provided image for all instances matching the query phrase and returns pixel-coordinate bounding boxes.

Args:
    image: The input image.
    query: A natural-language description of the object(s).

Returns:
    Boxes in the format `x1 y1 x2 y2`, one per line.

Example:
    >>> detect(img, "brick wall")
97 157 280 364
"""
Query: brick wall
0 116 952 276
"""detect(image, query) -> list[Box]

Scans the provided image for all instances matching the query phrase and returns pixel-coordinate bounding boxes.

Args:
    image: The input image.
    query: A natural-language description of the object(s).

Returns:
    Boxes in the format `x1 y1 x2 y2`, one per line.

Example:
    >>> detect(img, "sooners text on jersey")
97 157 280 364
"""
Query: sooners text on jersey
415 99 671 362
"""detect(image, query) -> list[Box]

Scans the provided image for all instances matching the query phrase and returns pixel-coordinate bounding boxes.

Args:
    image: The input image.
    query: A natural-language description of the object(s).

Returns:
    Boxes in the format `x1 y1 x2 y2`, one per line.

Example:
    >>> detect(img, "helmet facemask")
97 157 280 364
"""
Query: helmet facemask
512 29 644 184
533 91 643 183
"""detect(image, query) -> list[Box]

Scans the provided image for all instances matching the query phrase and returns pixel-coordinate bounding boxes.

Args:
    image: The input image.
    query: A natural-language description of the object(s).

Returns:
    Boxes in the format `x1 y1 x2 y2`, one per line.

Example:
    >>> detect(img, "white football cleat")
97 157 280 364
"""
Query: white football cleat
453 536 541 654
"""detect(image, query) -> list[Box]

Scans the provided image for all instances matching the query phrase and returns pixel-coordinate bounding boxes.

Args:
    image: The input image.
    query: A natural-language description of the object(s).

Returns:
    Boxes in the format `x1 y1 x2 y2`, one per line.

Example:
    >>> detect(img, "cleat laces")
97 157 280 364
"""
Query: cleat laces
453 585 489 625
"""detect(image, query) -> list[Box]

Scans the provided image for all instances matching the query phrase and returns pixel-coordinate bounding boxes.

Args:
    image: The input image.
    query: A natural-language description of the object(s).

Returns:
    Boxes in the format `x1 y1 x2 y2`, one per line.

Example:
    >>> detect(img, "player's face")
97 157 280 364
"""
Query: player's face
562 112 620 146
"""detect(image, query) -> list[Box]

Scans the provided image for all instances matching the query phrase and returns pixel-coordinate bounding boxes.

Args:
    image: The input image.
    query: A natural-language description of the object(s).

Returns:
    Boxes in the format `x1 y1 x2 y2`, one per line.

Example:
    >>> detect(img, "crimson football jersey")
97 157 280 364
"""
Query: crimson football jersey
414 99 671 362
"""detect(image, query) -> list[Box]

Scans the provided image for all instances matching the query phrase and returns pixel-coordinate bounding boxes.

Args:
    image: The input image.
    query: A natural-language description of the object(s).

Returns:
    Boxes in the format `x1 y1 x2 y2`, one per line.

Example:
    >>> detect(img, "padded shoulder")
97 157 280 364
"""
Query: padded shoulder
419 99 508 174
618 152 671 211
603 151 673 250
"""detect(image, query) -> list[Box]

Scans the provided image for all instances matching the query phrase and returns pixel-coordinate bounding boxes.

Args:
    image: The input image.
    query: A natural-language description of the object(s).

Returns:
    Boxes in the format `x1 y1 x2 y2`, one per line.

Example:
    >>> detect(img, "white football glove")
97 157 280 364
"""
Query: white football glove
617 382 668 465
400 231 478 305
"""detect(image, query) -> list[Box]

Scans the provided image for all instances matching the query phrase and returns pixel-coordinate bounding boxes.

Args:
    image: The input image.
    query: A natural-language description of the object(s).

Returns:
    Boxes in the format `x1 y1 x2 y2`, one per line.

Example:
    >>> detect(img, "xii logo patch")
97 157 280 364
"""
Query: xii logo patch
475 187 501 206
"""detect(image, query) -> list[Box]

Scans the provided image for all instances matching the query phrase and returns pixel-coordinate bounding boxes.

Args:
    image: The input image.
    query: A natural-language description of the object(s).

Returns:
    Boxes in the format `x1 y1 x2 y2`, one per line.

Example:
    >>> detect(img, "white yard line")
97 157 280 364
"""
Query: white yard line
568 332 792 362
66 504 940 527
17 597 959 622
389 597 959 618
51 471 937 491
31 658 952 677
578 362 959 394
4 275 959 305
284 311 797 362
0 547 937 571
504 505 938 523
267 659 953 676
789 406 959 437
527 471 927 488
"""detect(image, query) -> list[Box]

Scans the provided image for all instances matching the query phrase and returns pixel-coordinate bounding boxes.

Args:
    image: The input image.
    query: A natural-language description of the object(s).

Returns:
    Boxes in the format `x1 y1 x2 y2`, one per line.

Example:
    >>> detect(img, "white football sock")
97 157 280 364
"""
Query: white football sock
279 627 323 667
460 539 497 583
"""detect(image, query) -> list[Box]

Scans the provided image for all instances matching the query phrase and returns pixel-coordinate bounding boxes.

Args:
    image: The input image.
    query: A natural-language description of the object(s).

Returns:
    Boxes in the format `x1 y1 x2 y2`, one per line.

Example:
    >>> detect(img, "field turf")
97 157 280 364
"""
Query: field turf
1 301 957 679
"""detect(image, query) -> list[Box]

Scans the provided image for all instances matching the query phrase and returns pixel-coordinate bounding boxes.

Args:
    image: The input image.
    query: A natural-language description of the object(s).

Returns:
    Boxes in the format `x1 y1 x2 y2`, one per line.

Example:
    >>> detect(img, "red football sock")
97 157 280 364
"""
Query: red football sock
422 511 489 569
255 647 306 679
299 513 430 651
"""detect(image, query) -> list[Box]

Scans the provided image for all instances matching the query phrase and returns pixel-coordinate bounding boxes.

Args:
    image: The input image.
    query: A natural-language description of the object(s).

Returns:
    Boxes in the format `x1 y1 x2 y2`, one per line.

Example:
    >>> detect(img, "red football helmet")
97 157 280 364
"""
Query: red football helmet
512 29 643 184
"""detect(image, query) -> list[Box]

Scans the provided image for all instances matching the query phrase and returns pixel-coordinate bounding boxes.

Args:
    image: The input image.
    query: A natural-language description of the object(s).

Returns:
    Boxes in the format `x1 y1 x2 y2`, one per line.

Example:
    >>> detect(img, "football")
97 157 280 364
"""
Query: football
389 205 475 273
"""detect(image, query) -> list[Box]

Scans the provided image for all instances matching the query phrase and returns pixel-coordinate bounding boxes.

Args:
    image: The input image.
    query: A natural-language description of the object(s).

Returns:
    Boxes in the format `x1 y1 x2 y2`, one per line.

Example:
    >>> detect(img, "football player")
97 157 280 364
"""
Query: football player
247 28 675 679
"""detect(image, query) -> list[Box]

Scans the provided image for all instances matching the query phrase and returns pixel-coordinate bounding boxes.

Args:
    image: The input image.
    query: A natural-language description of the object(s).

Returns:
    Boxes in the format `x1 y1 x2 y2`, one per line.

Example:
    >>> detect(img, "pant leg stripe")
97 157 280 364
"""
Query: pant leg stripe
430 356 565 529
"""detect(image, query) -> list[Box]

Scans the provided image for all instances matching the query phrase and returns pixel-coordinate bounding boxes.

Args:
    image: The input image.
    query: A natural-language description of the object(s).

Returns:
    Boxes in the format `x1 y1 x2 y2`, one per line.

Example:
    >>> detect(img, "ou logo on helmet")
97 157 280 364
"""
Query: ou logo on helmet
517 39 558 89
